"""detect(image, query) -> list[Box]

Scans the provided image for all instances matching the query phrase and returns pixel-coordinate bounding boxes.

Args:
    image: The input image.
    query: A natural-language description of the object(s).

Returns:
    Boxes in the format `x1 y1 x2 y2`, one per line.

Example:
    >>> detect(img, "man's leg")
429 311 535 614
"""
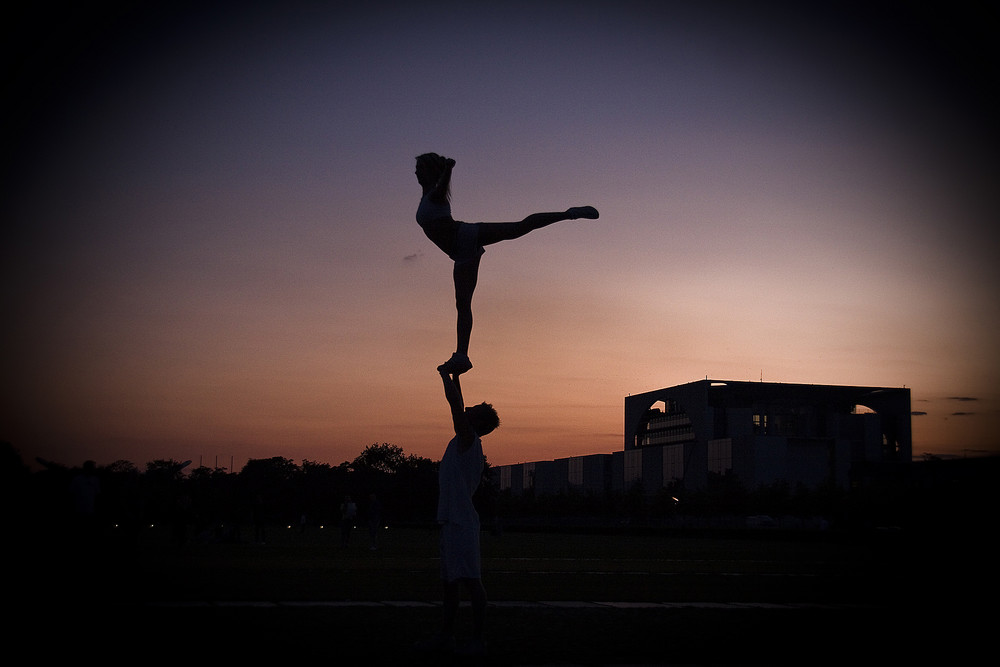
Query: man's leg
465 578 487 641
442 579 461 635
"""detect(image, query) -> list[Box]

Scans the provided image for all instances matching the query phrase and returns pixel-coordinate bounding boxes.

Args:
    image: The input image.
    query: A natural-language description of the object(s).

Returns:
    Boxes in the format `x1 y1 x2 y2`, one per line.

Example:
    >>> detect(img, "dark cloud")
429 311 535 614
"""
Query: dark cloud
948 396 978 402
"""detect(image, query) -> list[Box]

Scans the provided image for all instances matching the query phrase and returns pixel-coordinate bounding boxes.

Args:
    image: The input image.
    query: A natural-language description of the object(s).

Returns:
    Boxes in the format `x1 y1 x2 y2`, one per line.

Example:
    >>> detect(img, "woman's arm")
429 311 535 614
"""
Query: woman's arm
429 158 455 202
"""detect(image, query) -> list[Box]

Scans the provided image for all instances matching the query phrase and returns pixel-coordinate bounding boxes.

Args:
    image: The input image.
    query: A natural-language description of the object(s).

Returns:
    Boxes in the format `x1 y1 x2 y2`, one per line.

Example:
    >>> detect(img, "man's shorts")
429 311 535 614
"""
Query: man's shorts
439 521 481 582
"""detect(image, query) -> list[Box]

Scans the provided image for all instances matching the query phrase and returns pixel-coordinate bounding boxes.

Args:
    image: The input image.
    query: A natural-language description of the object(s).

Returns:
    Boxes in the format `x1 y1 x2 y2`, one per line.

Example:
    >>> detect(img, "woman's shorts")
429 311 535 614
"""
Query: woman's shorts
452 221 486 265
419 217 486 265
439 521 481 582
418 217 486 265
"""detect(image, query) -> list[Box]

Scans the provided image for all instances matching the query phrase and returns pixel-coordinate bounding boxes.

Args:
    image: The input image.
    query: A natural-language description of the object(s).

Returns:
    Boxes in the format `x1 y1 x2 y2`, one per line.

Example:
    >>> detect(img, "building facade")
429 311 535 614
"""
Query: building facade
495 379 911 496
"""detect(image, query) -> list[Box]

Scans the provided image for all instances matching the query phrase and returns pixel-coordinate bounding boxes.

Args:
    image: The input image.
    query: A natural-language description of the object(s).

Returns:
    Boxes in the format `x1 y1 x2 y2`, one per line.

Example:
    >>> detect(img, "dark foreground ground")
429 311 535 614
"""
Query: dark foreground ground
31 602 917 665
15 524 989 665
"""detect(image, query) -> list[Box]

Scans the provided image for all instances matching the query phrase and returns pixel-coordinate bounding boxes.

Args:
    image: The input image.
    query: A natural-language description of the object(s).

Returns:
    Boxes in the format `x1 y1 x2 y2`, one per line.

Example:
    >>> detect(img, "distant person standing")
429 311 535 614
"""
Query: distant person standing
340 495 357 548
414 152 599 375
367 493 382 550
69 460 101 541
415 366 500 657
252 493 266 544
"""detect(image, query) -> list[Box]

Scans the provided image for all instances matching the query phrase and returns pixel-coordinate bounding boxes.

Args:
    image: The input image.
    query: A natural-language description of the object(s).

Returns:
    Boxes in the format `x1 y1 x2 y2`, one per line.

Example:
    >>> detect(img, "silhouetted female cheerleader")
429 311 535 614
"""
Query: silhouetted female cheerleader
415 153 598 374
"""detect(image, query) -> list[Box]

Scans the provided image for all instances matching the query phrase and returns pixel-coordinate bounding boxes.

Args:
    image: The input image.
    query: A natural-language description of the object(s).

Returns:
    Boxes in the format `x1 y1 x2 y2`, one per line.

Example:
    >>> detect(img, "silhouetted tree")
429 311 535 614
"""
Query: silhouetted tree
105 460 138 475
352 443 407 475
296 459 347 527
393 453 438 522
1 441 31 529
238 457 300 526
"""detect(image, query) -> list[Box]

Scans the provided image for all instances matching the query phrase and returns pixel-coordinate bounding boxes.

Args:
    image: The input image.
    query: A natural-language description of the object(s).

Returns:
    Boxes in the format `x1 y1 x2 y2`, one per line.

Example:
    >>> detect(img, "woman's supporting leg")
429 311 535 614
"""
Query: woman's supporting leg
438 256 479 374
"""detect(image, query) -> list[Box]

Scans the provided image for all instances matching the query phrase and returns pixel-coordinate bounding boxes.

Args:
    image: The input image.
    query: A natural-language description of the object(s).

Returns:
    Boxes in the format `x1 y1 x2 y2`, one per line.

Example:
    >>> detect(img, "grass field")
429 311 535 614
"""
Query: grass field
18 523 983 664
117 525 902 604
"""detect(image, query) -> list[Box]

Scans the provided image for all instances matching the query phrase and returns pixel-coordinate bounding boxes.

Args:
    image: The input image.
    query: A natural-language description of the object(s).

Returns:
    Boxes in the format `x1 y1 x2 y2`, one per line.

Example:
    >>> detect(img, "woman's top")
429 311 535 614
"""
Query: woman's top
416 193 452 225
416 192 484 264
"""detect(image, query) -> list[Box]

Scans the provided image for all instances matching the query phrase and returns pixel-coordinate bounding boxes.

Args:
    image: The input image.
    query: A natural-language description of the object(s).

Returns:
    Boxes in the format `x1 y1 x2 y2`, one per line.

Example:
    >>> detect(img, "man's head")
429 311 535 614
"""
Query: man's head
466 402 500 436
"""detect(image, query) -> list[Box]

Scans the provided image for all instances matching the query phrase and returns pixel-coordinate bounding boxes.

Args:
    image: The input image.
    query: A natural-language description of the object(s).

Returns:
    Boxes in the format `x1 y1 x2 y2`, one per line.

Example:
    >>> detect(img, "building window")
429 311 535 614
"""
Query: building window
523 463 535 490
663 444 684 484
625 449 642 486
499 466 511 491
640 410 694 446
753 413 768 434
708 438 732 475
568 457 584 487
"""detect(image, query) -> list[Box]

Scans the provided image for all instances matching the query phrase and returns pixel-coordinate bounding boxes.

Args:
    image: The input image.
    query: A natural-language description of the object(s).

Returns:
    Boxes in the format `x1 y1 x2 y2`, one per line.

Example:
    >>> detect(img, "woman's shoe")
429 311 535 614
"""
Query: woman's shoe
567 206 599 219
437 353 473 375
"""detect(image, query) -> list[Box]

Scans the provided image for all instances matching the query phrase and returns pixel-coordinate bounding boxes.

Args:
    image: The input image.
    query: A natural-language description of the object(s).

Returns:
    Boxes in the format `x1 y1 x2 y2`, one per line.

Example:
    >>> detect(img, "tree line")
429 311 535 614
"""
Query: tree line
1 441 477 544
2 440 992 539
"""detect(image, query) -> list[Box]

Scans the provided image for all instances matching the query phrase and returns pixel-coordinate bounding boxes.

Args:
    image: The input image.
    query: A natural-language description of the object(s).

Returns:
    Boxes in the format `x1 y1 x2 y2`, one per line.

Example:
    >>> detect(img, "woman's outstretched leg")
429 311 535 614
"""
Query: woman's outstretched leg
478 206 598 245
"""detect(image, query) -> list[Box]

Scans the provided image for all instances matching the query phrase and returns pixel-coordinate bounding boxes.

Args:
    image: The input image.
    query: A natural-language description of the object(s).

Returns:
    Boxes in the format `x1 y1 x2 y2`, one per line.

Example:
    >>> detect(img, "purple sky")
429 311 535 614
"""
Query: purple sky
4 1 997 471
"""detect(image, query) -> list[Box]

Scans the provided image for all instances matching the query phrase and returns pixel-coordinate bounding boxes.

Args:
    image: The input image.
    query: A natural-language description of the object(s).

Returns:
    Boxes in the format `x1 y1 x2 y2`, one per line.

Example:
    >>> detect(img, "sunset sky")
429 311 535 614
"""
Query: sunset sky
4 1 997 472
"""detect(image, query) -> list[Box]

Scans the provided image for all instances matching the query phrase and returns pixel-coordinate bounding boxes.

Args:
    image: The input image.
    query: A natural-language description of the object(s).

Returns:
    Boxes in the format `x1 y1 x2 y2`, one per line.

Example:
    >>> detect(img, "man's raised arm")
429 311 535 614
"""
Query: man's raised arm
440 369 475 447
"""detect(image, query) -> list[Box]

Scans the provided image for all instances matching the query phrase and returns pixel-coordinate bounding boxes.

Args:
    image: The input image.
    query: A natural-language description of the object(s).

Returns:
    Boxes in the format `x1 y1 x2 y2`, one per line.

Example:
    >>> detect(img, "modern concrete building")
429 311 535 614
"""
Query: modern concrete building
496 379 911 496
624 379 911 491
